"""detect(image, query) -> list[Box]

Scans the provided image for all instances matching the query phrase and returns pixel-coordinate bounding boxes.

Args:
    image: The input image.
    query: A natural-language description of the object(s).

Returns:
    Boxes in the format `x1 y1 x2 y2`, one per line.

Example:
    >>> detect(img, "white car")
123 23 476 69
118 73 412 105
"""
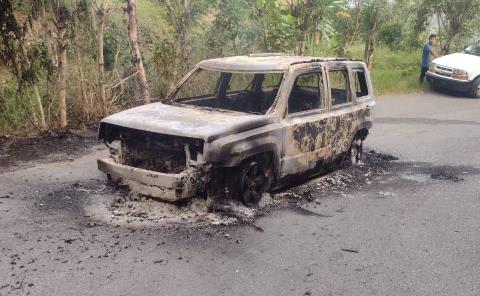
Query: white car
427 39 480 98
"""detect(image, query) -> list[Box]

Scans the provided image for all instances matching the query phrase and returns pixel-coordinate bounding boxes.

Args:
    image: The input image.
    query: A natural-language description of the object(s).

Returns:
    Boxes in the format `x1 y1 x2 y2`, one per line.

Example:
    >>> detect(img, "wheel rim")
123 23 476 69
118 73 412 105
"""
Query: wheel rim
240 162 266 206
476 84 480 97
350 138 363 165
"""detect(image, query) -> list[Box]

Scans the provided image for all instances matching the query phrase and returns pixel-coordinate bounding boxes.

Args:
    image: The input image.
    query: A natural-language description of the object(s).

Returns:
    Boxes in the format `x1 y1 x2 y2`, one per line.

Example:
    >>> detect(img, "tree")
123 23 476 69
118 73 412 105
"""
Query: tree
92 0 111 114
160 0 210 92
50 0 71 128
126 0 150 104
252 0 296 53
426 0 480 54
206 0 243 57
362 0 388 70
166 0 190 83
286 0 336 55
72 0 90 120
0 0 48 131
334 0 364 56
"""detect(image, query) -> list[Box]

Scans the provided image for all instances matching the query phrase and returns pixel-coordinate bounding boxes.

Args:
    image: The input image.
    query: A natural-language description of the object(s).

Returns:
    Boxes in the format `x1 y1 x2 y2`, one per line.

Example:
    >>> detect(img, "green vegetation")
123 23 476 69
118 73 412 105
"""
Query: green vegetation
0 0 479 136
350 45 424 96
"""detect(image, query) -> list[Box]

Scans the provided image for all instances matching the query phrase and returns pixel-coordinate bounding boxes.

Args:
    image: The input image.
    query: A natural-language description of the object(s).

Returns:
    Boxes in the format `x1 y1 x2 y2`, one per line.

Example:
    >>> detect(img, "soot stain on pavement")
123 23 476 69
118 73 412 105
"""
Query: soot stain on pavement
0 127 99 173
34 179 105 213
30 151 396 229
32 151 478 231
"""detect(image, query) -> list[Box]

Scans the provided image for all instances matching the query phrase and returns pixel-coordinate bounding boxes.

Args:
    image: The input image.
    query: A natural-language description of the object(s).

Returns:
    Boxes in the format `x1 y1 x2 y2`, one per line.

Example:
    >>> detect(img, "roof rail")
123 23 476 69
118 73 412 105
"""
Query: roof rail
290 57 347 65
248 53 290 57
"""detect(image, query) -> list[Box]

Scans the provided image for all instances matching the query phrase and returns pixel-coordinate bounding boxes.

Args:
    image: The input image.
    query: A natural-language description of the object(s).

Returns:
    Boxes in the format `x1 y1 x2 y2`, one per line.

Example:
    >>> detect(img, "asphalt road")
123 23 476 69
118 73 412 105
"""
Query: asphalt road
1 90 480 296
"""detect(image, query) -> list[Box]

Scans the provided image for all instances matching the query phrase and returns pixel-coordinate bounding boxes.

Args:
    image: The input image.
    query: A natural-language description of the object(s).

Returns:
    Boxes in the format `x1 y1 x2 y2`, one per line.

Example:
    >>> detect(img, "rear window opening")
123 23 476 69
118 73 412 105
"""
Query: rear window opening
168 69 283 115
352 68 369 98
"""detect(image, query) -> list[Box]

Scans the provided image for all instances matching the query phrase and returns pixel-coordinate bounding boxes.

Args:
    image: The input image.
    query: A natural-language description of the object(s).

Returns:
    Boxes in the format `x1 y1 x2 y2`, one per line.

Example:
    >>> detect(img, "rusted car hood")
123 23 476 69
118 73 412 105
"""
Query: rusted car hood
100 103 274 142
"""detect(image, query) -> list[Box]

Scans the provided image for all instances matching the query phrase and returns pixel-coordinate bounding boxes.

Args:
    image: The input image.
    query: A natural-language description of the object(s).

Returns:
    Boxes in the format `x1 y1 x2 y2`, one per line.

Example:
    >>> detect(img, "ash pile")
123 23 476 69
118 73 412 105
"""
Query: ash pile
90 150 398 228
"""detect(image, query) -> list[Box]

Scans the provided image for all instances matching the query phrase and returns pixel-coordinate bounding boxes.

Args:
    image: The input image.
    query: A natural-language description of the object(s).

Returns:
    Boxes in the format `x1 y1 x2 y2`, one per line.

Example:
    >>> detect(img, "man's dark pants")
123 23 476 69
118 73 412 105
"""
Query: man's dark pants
419 66 429 83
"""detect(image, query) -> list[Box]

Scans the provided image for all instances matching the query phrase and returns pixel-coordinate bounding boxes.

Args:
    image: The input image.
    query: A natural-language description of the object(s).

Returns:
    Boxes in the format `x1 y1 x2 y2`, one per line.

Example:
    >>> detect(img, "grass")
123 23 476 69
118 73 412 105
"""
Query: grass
348 45 424 96
311 44 424 96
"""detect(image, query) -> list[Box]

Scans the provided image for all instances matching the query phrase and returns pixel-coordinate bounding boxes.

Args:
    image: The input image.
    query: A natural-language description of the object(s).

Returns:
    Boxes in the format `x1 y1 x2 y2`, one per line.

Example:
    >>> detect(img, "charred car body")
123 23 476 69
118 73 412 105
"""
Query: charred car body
98 54 375 206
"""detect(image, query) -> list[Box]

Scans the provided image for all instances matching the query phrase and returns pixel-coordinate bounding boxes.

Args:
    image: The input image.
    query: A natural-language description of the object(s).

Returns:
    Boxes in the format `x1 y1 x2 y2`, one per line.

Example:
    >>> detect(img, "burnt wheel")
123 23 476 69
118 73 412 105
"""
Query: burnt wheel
349 137 364 165
235 161 268 207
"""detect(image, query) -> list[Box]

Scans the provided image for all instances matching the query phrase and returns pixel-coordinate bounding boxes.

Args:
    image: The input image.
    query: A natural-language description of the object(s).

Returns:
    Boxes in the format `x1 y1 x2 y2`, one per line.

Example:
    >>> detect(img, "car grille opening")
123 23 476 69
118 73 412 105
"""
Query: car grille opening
434 65 453 78
109 128 203 174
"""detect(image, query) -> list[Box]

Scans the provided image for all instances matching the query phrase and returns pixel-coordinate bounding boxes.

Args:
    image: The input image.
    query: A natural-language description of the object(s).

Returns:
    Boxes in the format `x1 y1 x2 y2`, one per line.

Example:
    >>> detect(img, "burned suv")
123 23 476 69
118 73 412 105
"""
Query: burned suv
98 54 375 206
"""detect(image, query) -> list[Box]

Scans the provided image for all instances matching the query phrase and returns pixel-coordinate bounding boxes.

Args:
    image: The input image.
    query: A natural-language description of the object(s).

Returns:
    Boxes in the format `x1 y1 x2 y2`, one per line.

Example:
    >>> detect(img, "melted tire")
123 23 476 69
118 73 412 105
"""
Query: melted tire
229 160 269 207
348 137 364 166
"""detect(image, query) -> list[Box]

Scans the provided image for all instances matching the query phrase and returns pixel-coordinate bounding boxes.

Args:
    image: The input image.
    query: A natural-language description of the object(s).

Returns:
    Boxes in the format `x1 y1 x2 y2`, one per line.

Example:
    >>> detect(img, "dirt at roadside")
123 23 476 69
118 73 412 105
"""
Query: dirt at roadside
0 127 99 172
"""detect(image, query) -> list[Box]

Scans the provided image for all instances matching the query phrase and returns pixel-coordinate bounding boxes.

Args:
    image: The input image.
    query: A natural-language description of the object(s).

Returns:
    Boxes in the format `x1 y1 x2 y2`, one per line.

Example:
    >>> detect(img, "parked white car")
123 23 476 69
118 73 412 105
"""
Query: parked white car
427 39 480 98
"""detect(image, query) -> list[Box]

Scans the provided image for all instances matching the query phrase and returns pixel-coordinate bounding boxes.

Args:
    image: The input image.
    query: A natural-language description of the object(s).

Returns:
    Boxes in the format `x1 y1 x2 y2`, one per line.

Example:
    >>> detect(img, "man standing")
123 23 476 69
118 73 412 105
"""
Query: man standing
420 34 438 84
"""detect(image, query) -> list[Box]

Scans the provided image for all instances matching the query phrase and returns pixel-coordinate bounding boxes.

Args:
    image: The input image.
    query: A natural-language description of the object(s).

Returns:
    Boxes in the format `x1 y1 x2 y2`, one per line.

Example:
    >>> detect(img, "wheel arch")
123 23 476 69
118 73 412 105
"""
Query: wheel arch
345 125 370 149
470 75 480 97
211 132 282 174
225 144 280 182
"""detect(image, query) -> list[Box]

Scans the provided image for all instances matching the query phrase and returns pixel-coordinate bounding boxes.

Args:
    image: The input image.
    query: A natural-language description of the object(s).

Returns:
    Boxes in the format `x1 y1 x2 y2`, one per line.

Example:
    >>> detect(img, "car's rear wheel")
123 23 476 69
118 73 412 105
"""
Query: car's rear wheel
230 159 270 207
349 136 364 166
469 77 480 98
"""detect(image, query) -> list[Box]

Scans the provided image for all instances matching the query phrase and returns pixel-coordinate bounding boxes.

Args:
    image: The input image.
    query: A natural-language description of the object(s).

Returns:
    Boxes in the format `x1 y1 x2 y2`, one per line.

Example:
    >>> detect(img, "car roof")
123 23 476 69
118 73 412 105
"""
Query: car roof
197 54 347 72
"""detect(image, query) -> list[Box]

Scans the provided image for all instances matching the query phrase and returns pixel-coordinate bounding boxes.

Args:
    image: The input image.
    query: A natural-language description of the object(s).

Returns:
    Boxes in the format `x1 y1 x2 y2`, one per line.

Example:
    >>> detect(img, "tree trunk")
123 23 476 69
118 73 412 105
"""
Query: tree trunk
295 17 308 56
172 0 190 84
74 45 88 120
436 12 444 53
126 0 150 104
72 0 89 121
33 84 47 131
20 46 47 131
296 32 307 56
342 2 362 57
178 0 190 64
96 14 107 115
365 36 375 70
364 5 378 70
442 41 451 55
57 28 68 128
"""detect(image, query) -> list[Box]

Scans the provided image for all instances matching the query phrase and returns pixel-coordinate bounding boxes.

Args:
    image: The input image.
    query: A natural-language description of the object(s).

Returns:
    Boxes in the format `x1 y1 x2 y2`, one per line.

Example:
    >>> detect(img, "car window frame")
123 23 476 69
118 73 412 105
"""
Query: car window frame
327 65 353 109
350 66 370 100
285 67 327 118
166 66 286 115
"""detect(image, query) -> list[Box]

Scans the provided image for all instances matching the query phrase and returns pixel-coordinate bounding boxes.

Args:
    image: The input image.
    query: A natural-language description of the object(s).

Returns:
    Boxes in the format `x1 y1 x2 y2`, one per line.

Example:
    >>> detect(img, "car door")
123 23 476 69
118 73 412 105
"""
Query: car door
325 63 356 157
280 67 331 177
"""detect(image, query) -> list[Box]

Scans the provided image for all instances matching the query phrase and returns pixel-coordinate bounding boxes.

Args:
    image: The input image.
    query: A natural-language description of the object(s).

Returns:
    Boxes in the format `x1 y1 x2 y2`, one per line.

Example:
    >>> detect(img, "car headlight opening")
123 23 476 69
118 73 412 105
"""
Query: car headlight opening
452 68 468 80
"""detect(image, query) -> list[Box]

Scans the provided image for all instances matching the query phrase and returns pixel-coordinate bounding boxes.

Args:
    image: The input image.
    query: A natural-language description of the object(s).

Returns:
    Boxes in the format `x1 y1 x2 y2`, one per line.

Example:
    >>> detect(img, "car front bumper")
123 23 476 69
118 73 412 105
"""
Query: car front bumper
98 158 199 202
426 72 472 92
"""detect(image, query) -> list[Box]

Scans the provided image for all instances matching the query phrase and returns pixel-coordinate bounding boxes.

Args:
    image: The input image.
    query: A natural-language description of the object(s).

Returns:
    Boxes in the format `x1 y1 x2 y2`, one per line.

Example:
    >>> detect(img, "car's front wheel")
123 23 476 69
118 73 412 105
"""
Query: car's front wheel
230 159 271 207
469 77 480 98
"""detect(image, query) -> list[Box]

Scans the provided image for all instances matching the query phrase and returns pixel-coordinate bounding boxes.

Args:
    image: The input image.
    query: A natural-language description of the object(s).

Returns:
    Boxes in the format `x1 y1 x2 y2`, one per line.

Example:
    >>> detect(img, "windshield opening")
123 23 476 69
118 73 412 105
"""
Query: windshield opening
465 40 480 56
168 68 284 115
